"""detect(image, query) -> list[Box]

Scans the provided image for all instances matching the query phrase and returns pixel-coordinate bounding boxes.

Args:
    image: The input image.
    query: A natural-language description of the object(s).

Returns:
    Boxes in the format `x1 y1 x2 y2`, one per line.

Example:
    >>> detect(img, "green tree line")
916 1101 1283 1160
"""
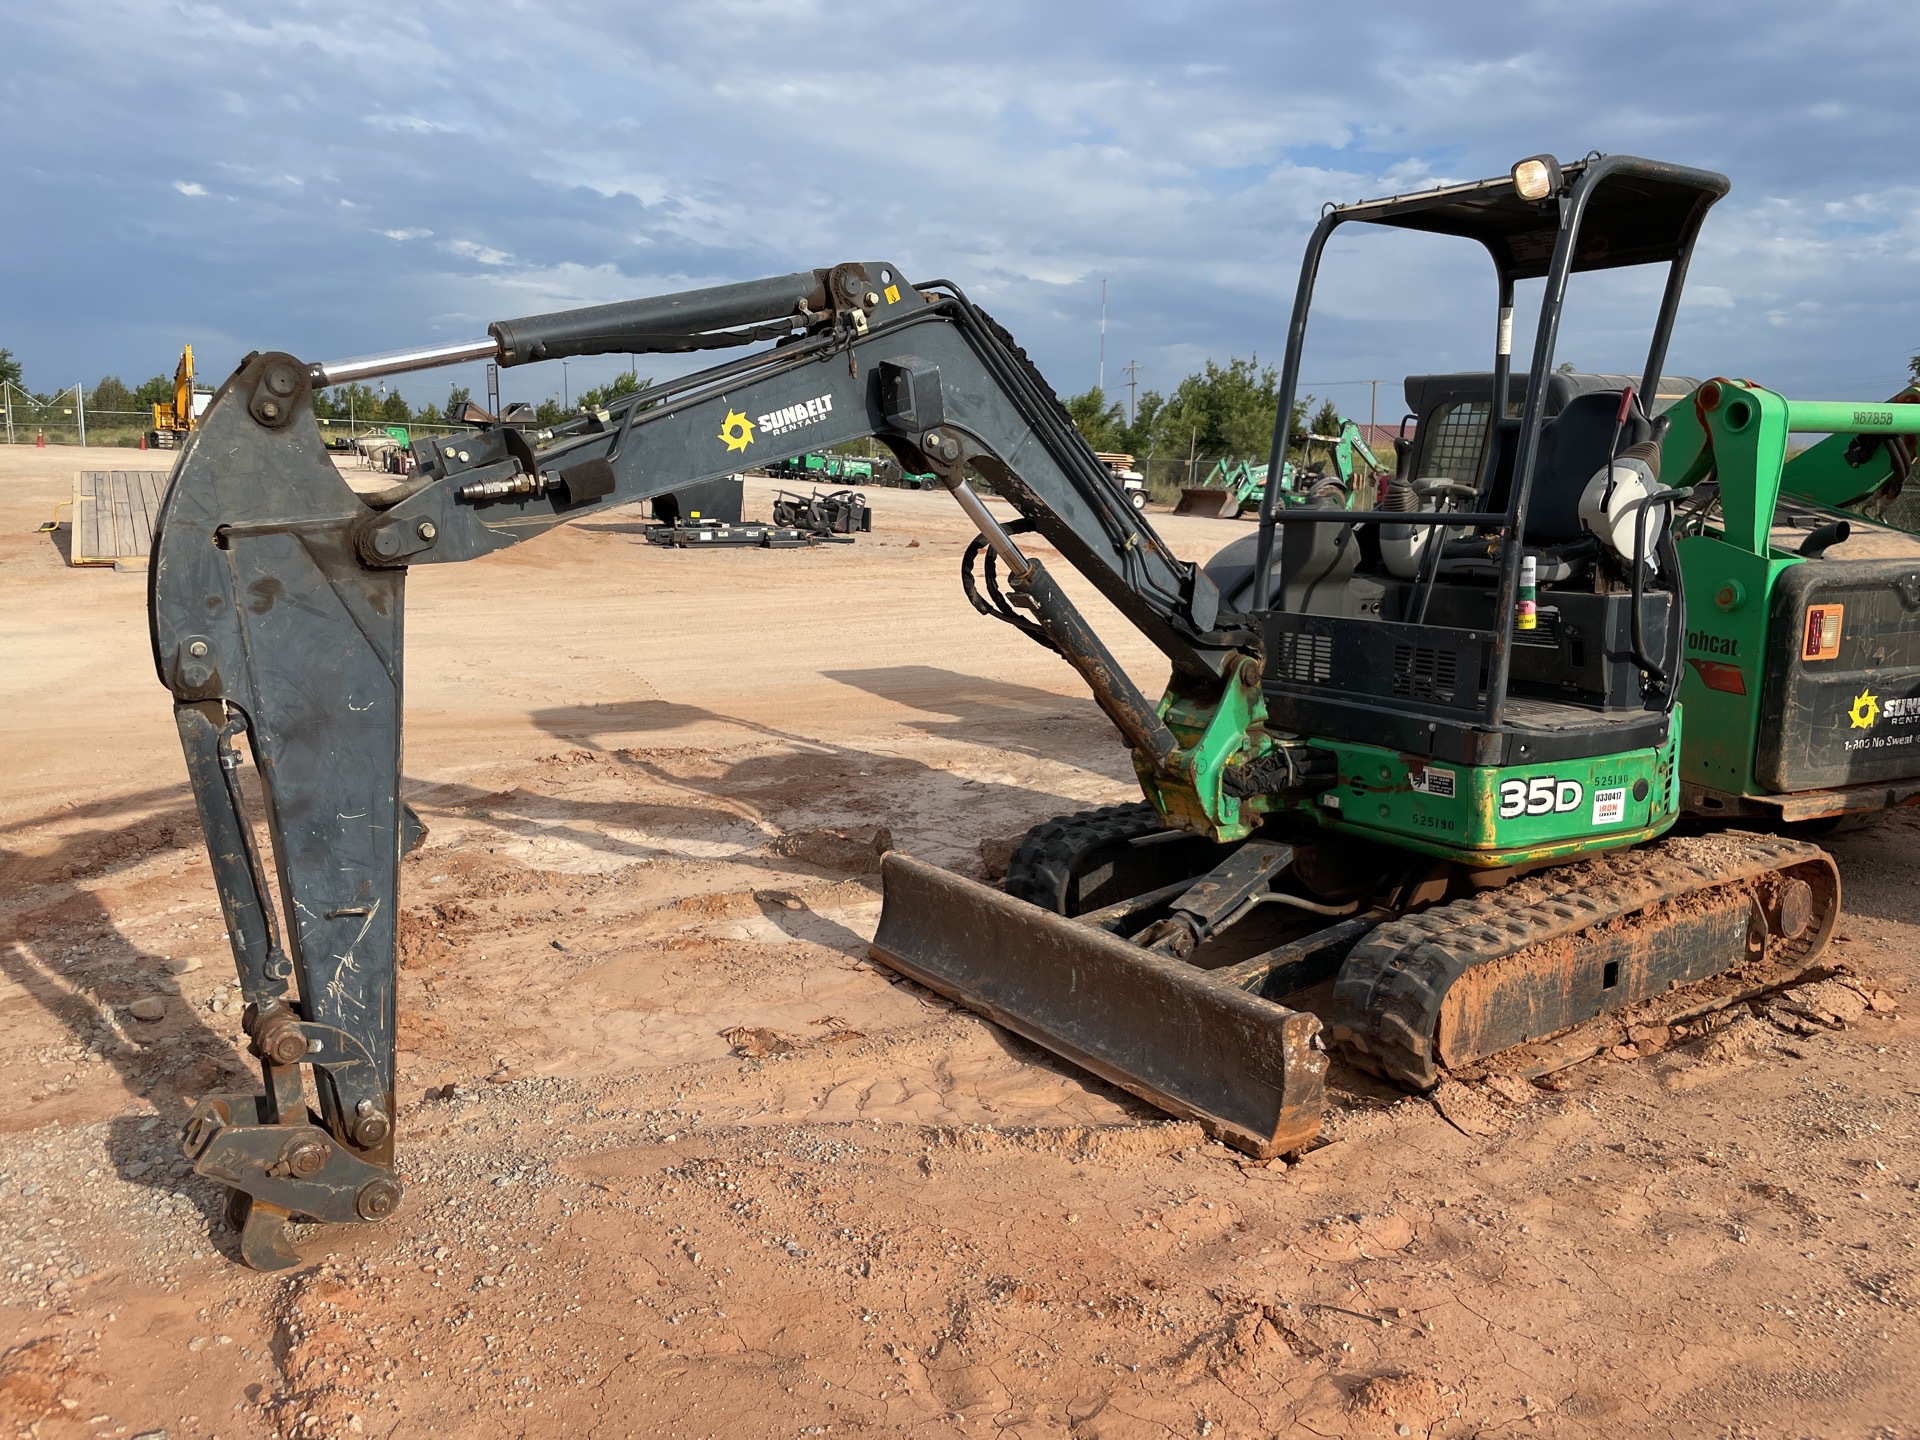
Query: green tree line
310 369 649 430
1061 357 1346 473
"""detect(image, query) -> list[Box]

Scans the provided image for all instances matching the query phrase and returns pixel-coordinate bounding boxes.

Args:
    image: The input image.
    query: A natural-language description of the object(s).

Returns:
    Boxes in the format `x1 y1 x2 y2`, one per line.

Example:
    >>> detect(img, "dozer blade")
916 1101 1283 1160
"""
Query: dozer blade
870 852 1327 1157
1172 487 1240 518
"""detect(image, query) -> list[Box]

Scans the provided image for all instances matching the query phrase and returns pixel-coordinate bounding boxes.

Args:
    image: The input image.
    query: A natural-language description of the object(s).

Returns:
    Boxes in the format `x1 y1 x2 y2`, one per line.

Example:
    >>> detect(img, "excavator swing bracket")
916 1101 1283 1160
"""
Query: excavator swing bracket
1135 655 1276 843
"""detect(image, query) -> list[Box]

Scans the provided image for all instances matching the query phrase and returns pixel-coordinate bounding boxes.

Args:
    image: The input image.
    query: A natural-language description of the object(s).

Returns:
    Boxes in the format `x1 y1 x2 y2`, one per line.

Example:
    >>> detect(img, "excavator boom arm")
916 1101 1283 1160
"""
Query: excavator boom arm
147 264 1267 1267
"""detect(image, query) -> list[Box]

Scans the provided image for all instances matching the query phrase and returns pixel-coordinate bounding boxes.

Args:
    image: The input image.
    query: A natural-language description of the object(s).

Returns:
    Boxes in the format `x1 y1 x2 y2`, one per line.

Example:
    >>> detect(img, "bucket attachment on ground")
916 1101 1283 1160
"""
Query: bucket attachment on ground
1173 486 1241 518
870 852 1328 1157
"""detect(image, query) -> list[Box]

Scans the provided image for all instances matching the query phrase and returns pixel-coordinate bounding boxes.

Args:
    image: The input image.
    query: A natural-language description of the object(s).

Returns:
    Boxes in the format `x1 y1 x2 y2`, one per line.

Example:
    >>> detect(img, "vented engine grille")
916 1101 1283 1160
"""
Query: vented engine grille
1274 632 1334 684
1392 644 1458 702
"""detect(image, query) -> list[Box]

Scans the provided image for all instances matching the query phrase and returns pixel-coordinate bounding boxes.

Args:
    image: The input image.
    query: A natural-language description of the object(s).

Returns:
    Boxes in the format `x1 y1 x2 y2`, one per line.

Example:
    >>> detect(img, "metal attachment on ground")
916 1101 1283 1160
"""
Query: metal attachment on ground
770 488 872 537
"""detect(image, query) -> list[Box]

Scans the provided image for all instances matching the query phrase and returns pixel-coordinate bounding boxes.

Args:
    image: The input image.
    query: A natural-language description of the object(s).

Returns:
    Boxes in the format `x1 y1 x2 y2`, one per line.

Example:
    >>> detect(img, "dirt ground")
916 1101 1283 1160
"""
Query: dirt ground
2 443 1917 1440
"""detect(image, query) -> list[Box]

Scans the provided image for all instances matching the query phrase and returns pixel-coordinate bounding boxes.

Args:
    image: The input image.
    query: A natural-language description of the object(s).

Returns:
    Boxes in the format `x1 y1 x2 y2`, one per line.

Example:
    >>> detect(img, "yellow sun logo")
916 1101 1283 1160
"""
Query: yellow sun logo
718 409 756 453
1849 689 1879 730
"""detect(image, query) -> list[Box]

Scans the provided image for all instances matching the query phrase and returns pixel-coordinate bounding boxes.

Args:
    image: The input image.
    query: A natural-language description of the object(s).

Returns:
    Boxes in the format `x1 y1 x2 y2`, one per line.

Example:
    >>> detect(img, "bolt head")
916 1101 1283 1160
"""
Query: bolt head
353 1109 392 1147
187 640 209 658
355 1177 404 1221
285 1137 328 1178
266 1027 309 1065
865 291 880 306
258 399 281 421
417 520 438 541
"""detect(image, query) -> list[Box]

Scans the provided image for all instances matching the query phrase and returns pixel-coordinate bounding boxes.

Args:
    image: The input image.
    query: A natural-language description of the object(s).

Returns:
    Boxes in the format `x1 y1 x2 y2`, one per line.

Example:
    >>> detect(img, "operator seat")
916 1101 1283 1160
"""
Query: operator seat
1426 391 1647 584
1202 488 1385 619
1498 390 1651 545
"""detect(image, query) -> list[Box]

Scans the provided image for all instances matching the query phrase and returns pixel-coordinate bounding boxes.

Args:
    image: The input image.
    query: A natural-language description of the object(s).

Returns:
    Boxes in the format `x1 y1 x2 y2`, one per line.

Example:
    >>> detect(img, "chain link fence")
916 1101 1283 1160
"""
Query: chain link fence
0 380 483 450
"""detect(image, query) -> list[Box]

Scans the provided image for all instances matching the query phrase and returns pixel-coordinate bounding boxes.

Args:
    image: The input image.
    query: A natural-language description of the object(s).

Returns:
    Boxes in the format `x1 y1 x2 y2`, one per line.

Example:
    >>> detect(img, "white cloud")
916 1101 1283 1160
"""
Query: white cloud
173 181 206 196
367 114 459 135
381 228 433 241
445 239 512 266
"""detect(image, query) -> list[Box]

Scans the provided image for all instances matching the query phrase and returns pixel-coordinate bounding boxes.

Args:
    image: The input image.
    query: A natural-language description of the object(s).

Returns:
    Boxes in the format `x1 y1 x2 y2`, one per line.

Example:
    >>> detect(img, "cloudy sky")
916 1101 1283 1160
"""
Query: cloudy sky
4 1 1916 420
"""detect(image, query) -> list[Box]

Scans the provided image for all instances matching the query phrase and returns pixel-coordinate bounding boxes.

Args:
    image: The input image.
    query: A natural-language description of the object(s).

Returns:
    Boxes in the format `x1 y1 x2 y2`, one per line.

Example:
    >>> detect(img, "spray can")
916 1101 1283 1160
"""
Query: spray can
1517 553 1538 631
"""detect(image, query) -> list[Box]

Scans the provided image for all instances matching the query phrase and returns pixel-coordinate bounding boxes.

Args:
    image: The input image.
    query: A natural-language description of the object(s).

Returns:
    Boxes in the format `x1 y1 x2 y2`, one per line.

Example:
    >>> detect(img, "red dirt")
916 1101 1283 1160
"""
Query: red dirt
2 446 1917 1438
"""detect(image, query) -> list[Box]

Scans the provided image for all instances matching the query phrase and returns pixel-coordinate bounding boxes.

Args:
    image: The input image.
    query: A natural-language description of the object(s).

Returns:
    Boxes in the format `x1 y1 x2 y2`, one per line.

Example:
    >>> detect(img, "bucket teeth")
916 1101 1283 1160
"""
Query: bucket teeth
871 852 1327 1158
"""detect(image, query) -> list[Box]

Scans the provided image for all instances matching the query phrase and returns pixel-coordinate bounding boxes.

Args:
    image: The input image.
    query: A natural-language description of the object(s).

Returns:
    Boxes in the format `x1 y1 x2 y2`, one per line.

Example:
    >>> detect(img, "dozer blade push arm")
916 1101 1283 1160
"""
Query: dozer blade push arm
149 263 1267 1265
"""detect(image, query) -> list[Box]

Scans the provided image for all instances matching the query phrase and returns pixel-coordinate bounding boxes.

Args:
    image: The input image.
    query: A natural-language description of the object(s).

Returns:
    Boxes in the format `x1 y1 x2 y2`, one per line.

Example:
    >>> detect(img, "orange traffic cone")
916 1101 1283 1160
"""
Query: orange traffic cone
36 431 45 448
139 433 148 450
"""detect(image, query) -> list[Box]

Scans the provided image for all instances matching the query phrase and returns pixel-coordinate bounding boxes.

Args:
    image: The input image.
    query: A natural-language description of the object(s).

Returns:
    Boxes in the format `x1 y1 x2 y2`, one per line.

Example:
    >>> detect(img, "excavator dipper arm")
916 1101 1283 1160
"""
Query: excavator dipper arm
148 264 1291 1267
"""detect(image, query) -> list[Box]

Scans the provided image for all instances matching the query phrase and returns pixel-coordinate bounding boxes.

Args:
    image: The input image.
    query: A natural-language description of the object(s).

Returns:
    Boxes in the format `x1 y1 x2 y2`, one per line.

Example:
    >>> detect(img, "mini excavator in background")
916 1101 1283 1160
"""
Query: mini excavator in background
150 153 1920 1269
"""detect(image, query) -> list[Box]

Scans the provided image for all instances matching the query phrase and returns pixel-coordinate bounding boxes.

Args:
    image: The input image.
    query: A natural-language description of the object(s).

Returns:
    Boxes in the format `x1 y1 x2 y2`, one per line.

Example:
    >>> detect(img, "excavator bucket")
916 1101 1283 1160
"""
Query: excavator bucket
1172 486 1240 518
869 852 1328 1157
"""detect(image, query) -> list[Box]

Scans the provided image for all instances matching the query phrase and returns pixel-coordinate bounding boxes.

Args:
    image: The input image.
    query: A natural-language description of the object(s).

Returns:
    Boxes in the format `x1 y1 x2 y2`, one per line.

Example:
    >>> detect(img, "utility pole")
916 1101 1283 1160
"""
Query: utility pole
75 383 86 448
1369 378 1379 439
1122 360 1141 427
2 383 12 446
1098 278 1107 396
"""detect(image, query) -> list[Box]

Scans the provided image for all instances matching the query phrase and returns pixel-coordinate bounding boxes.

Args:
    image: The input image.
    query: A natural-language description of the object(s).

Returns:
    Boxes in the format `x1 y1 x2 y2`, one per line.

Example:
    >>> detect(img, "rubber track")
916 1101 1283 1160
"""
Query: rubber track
1329 832 1837 1090
1004 803 1165 915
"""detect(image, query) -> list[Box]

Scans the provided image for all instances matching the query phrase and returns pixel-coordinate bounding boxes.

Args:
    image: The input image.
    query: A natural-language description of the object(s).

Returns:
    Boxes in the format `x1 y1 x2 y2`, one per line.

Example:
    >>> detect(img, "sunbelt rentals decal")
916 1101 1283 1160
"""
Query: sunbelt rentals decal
1844 688 1920 752
718 392 837 453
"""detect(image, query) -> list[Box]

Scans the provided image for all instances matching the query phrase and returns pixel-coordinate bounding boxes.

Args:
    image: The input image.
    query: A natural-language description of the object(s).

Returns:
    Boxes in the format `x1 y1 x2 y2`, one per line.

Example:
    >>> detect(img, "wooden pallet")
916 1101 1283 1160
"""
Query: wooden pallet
71 470 171 568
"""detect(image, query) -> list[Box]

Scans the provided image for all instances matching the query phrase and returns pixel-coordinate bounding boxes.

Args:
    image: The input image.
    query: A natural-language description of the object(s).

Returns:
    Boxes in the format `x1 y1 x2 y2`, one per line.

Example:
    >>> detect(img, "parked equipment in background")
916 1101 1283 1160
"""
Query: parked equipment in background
145 345 214 450
1174 417 1390 517
772 487 872 535
645 475 863 546
1094 452 1149 509
645 519 835 548
765 451 874 484
651 474 744 526
768 450 936 490
149 157 1920 1274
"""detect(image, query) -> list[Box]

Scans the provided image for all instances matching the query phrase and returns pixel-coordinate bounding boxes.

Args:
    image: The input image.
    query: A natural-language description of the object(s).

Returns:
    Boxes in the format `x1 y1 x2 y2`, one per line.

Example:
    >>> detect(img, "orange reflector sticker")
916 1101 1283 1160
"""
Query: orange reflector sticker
1803 604 1843 660
1688 658 1748 695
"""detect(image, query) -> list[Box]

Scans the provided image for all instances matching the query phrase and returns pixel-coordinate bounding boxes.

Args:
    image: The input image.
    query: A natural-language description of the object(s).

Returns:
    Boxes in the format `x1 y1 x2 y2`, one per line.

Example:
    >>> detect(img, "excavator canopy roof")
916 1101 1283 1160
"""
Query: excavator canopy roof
1332 155 1730 280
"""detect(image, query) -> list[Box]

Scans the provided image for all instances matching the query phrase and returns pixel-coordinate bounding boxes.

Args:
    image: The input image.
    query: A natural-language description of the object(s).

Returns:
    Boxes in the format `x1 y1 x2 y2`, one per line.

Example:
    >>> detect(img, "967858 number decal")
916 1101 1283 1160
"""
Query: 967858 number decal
1498 776 1584 819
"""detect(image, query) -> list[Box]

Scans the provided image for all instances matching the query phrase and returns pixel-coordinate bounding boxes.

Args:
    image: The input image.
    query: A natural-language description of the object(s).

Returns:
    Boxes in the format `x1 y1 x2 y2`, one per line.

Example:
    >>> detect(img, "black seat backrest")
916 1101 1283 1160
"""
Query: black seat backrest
1499 390 1652 545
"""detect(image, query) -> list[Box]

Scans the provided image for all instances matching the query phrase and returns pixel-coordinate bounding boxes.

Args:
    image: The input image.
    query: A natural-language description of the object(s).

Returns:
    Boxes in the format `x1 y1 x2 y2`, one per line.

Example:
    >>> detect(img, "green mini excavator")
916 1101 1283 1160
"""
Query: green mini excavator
151 152 1920 1270
1173 416 1392 518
